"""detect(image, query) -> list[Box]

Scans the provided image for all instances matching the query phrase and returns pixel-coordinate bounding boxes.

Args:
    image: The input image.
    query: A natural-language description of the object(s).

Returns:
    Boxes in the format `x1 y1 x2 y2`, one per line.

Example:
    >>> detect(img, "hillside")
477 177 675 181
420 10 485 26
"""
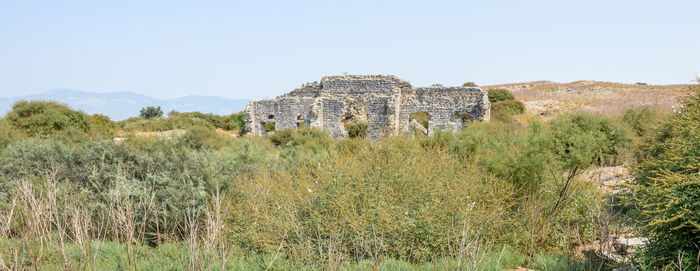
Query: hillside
482 81 693 118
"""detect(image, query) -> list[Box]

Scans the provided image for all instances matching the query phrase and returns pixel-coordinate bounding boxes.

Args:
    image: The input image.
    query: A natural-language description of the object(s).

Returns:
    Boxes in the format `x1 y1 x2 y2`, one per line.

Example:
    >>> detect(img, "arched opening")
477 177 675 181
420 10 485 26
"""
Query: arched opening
268 114 275 120
296 115 306 129
409 112 429 135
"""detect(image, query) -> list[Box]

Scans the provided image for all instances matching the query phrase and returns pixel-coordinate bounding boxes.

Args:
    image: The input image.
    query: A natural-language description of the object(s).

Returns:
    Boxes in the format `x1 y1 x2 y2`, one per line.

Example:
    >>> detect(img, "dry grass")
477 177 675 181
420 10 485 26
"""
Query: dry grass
483 81 693 119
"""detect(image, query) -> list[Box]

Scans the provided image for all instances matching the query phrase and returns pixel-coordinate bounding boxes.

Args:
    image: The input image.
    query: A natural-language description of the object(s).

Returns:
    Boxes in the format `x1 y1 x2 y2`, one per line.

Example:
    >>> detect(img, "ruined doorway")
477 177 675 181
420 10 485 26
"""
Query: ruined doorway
297 115 306 129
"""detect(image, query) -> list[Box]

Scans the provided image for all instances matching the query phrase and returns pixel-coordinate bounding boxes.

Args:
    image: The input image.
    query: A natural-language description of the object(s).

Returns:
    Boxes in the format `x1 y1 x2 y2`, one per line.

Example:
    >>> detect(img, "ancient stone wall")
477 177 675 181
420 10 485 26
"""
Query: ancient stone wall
245 75 490 138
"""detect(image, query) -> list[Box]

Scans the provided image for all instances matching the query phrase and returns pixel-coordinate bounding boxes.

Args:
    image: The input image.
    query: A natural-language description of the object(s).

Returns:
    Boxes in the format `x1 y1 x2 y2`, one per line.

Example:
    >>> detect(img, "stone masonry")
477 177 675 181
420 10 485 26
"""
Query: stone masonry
245 75 491 138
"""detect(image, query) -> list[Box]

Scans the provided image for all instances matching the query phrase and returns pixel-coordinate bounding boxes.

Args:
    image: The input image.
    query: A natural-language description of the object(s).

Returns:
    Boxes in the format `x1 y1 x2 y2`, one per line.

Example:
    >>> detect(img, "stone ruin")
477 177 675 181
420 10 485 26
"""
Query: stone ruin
245 75 491 138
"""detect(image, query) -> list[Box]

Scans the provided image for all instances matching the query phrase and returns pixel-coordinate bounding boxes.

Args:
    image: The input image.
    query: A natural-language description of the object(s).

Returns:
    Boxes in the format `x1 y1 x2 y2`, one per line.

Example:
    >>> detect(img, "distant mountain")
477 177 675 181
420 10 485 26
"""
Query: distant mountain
0 89 249 120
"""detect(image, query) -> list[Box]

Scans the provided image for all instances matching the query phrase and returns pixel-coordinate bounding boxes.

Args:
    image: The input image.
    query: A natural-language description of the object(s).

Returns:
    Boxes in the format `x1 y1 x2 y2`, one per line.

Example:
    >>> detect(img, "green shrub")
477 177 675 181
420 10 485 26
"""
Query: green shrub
140 106 163 119
6 100 91 136
622 106 663 138
462 81 478 87
88 113 117 138
624 86 700 269
493 99 525 115
491 100 525 123
0 119 23 150
345 121 368 138
486 89 524 123
487 88 515 103
264 122 275 132
118 111 245 133
180 125 229 150
550 114 631 167
222 111 245 133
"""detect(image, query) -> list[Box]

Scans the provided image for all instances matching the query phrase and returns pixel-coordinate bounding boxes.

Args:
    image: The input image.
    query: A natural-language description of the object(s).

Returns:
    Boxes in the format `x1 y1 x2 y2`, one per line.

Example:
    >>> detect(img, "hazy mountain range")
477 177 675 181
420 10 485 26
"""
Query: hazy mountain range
0 89 249 120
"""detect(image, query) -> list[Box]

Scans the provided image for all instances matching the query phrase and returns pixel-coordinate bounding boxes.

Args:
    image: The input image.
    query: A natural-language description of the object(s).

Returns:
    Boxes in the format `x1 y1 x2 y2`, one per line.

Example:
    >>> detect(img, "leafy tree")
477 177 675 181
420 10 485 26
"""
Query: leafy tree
487 88 515 103
625 86 700 268
139 106 163 119
462 82 478 87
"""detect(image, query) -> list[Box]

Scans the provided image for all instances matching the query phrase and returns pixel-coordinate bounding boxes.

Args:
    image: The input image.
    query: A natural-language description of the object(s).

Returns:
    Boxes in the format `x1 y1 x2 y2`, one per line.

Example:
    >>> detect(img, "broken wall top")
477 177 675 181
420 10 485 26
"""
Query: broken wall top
282 74 412 98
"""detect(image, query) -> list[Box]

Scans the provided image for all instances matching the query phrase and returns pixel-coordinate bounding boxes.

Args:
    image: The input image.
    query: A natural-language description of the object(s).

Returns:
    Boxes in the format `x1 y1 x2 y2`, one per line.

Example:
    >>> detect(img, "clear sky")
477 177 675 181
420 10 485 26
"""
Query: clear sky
1 0 698 99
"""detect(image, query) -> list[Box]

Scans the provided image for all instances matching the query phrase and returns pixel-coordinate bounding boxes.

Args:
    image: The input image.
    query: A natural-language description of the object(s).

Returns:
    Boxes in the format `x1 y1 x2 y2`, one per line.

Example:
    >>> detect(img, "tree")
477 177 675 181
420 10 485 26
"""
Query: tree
486 88 515 103
140 106 163 119
462 82 478 87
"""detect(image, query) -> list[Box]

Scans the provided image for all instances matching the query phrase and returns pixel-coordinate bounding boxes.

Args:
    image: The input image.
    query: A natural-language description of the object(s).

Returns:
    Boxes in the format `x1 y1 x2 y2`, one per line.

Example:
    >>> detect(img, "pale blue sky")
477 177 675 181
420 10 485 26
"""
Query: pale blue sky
1 0 698 99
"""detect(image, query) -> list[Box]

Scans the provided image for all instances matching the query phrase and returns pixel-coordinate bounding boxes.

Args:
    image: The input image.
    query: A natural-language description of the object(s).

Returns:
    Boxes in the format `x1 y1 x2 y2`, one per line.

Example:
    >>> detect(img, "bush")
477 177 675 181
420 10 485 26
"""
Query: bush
485 89 524 123
462 82 478 87
0 119 23 150
119 111 246 134
493 100 525 115
345 121 368 138
88 113 117 138
222 112 245 133
140 106 163 119
491 100 525 123
180 125 229 150
5 100 91 137
264 122 275 132
624 86 700 268
487 88 515 103
550 114 630 167
622 107 663 138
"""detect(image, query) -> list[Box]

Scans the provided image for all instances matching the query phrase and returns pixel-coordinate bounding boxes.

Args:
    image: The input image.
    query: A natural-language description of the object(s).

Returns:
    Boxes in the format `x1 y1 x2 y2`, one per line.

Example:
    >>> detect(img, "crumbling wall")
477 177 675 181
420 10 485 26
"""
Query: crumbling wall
245 75 490 138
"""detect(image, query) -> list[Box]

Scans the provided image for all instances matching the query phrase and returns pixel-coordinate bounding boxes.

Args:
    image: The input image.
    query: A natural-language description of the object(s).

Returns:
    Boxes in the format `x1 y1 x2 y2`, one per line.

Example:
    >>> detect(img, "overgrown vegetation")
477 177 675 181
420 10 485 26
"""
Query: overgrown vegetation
487 88 526 122
623 85 700 270
0 88 697 270
345 120 368 138
119 111 245 134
